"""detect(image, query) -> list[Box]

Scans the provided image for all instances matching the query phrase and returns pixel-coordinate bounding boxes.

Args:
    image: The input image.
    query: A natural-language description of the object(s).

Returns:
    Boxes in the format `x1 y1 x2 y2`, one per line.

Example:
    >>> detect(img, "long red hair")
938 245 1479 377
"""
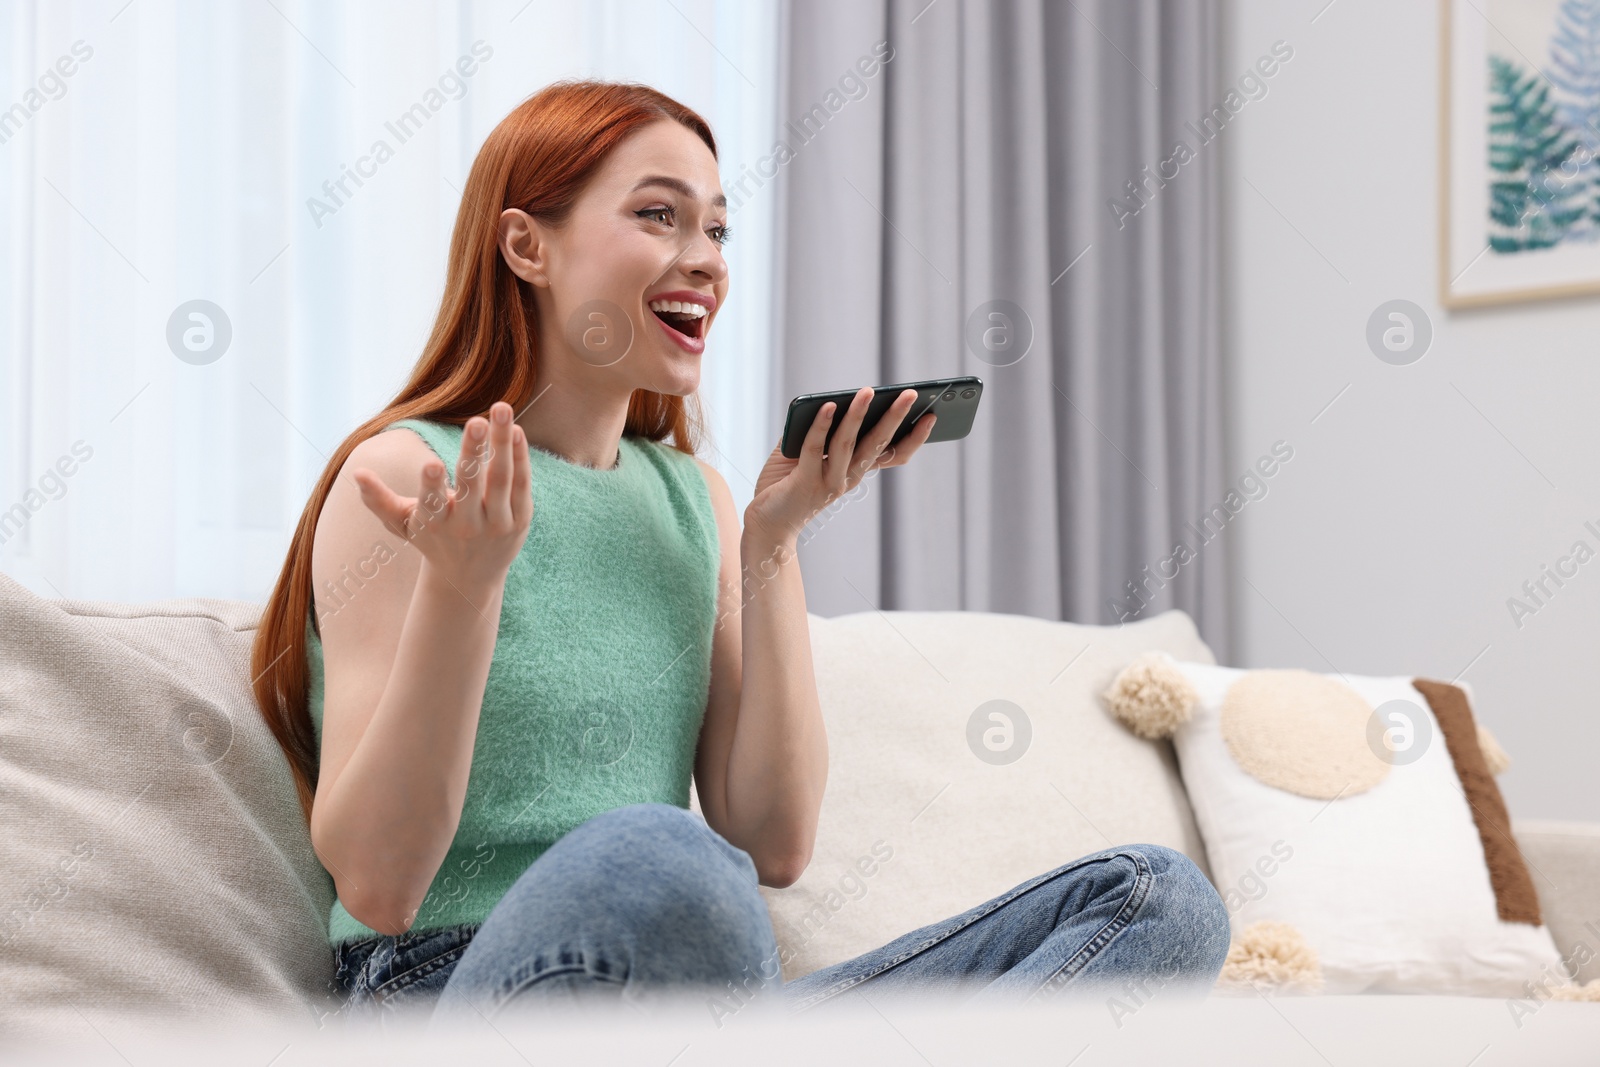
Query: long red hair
252 80 716 826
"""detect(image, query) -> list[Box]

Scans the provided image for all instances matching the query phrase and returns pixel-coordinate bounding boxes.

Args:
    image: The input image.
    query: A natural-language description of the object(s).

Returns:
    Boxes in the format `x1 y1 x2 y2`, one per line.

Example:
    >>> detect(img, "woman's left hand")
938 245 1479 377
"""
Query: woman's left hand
744 386 936 544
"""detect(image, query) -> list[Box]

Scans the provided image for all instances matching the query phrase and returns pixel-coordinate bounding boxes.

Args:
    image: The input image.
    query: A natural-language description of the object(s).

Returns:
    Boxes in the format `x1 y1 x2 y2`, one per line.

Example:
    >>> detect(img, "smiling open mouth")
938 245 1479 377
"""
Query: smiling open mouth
648 299 707 340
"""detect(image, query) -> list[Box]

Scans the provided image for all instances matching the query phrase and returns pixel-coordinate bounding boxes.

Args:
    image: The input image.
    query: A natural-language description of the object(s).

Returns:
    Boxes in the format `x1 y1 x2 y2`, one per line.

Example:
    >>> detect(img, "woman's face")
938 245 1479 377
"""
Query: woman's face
516 118 730 398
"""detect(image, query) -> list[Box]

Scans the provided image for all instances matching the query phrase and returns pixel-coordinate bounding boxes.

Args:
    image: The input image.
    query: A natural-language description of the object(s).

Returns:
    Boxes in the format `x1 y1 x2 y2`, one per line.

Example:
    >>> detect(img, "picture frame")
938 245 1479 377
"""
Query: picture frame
1439 0 1600 307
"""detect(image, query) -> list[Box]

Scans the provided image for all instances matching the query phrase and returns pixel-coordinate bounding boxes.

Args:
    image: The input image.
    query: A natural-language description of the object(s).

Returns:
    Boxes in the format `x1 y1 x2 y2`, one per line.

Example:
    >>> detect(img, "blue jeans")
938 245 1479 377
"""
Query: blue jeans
327 803 1230 1031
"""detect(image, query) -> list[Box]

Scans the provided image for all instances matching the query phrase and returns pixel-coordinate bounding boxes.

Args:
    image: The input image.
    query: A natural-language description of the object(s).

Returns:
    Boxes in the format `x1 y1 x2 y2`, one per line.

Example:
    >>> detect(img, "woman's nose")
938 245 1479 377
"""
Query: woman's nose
679 231 728 280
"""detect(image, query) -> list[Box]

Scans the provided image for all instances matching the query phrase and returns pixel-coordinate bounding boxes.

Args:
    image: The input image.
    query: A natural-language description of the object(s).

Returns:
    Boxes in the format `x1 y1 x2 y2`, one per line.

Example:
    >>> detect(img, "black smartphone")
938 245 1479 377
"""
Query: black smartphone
781 375 983 460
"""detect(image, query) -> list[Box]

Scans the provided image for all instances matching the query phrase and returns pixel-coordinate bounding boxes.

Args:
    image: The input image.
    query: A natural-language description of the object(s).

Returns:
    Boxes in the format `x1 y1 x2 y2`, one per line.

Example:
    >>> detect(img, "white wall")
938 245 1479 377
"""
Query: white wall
1224 0 1600 821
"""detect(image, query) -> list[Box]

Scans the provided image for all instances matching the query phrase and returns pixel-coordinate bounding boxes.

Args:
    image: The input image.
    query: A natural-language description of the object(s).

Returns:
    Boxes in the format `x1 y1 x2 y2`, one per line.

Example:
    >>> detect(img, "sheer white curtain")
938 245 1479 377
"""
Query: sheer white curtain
0 0 779 603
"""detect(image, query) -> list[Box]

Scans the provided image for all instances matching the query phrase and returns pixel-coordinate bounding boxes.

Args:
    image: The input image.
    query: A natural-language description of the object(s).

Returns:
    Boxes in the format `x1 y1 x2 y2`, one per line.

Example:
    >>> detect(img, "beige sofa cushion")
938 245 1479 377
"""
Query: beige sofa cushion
0 574 335 1041
718 608 1214 981
1517 819 1600 986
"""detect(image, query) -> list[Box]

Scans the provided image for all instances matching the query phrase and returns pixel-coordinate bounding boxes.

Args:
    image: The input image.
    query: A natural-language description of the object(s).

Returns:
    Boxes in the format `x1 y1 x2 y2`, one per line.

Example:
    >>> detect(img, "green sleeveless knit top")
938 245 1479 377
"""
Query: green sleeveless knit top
306 417 721 946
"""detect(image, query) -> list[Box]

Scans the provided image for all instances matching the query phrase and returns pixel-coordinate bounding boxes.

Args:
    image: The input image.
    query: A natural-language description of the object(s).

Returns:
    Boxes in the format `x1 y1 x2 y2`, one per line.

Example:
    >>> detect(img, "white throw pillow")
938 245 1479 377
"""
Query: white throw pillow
1106 654 1564 996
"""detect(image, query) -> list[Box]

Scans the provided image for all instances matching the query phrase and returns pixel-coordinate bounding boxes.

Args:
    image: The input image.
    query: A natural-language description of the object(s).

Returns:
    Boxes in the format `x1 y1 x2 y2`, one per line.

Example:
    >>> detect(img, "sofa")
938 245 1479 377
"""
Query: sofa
2 570 1597 1063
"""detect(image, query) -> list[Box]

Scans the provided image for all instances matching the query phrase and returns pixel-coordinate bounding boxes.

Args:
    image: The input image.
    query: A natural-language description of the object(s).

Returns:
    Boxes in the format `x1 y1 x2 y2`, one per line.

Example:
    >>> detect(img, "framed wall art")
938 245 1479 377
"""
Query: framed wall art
1440 0 1600 307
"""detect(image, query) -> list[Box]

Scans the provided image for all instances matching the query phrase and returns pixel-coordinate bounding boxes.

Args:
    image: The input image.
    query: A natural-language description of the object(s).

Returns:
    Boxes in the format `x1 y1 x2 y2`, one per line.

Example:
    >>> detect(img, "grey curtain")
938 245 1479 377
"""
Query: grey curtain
770 0 1230 661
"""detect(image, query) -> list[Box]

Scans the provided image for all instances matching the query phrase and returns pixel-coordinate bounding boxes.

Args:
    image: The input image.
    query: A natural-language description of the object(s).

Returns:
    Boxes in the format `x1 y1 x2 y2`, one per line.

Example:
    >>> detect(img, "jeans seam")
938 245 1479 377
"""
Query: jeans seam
1029 848 1154 1001
372 944 472 999
490 950 622 1012
361 925 478 1000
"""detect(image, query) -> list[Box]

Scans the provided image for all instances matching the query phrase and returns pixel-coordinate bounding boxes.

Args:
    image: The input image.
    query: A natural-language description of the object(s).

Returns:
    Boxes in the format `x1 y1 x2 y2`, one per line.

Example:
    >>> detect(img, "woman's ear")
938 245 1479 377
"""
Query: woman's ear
498 208 548 287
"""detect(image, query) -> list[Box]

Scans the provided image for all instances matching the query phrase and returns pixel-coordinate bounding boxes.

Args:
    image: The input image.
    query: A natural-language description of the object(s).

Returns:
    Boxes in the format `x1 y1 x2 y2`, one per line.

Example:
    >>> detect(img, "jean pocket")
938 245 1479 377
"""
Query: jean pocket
369 923 479 1003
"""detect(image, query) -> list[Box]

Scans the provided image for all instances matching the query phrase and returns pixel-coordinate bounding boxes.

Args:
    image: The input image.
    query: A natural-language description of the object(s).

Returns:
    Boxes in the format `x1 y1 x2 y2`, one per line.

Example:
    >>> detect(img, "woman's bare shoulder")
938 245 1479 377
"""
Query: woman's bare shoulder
331 426 437 509
312 427 436 586
348 424 439 481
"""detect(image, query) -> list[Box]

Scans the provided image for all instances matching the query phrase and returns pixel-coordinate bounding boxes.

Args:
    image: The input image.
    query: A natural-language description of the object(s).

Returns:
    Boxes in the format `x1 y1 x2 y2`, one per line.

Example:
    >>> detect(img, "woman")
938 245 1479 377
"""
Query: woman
250 79 1231 1030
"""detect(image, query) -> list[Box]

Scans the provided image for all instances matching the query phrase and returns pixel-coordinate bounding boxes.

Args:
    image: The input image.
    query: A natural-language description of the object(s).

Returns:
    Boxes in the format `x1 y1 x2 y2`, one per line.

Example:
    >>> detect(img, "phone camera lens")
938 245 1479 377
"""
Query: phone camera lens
960 388 977 399
940 390 957 402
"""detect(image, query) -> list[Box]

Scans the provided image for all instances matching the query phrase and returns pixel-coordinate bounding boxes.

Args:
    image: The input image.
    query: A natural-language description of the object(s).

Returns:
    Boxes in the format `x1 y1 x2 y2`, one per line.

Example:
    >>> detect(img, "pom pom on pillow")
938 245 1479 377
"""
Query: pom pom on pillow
1477 722 1511 775
1101 651 1198 739
1215 920 1324 995
1550 979 1600 1001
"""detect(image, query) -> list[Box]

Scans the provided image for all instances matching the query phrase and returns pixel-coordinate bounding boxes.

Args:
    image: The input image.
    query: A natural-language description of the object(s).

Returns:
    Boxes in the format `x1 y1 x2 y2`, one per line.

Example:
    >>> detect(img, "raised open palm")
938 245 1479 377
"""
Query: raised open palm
349 401 533 589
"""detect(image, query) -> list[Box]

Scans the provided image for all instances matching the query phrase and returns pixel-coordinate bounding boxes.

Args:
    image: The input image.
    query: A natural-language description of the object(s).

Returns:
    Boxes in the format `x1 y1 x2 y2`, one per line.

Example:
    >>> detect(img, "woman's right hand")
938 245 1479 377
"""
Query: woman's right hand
349 401 533 591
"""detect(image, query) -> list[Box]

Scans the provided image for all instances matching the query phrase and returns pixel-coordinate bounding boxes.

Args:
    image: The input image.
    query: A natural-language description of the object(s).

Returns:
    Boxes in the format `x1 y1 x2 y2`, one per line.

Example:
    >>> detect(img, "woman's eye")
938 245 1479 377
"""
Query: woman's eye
710 225 733 247
638 207 674 226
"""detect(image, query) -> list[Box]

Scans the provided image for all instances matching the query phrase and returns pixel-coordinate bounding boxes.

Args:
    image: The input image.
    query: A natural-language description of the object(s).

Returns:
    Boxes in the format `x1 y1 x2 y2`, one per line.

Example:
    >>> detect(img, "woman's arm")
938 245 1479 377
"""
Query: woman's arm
692 386 937 887
310 406 531 934
692 461 826 888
